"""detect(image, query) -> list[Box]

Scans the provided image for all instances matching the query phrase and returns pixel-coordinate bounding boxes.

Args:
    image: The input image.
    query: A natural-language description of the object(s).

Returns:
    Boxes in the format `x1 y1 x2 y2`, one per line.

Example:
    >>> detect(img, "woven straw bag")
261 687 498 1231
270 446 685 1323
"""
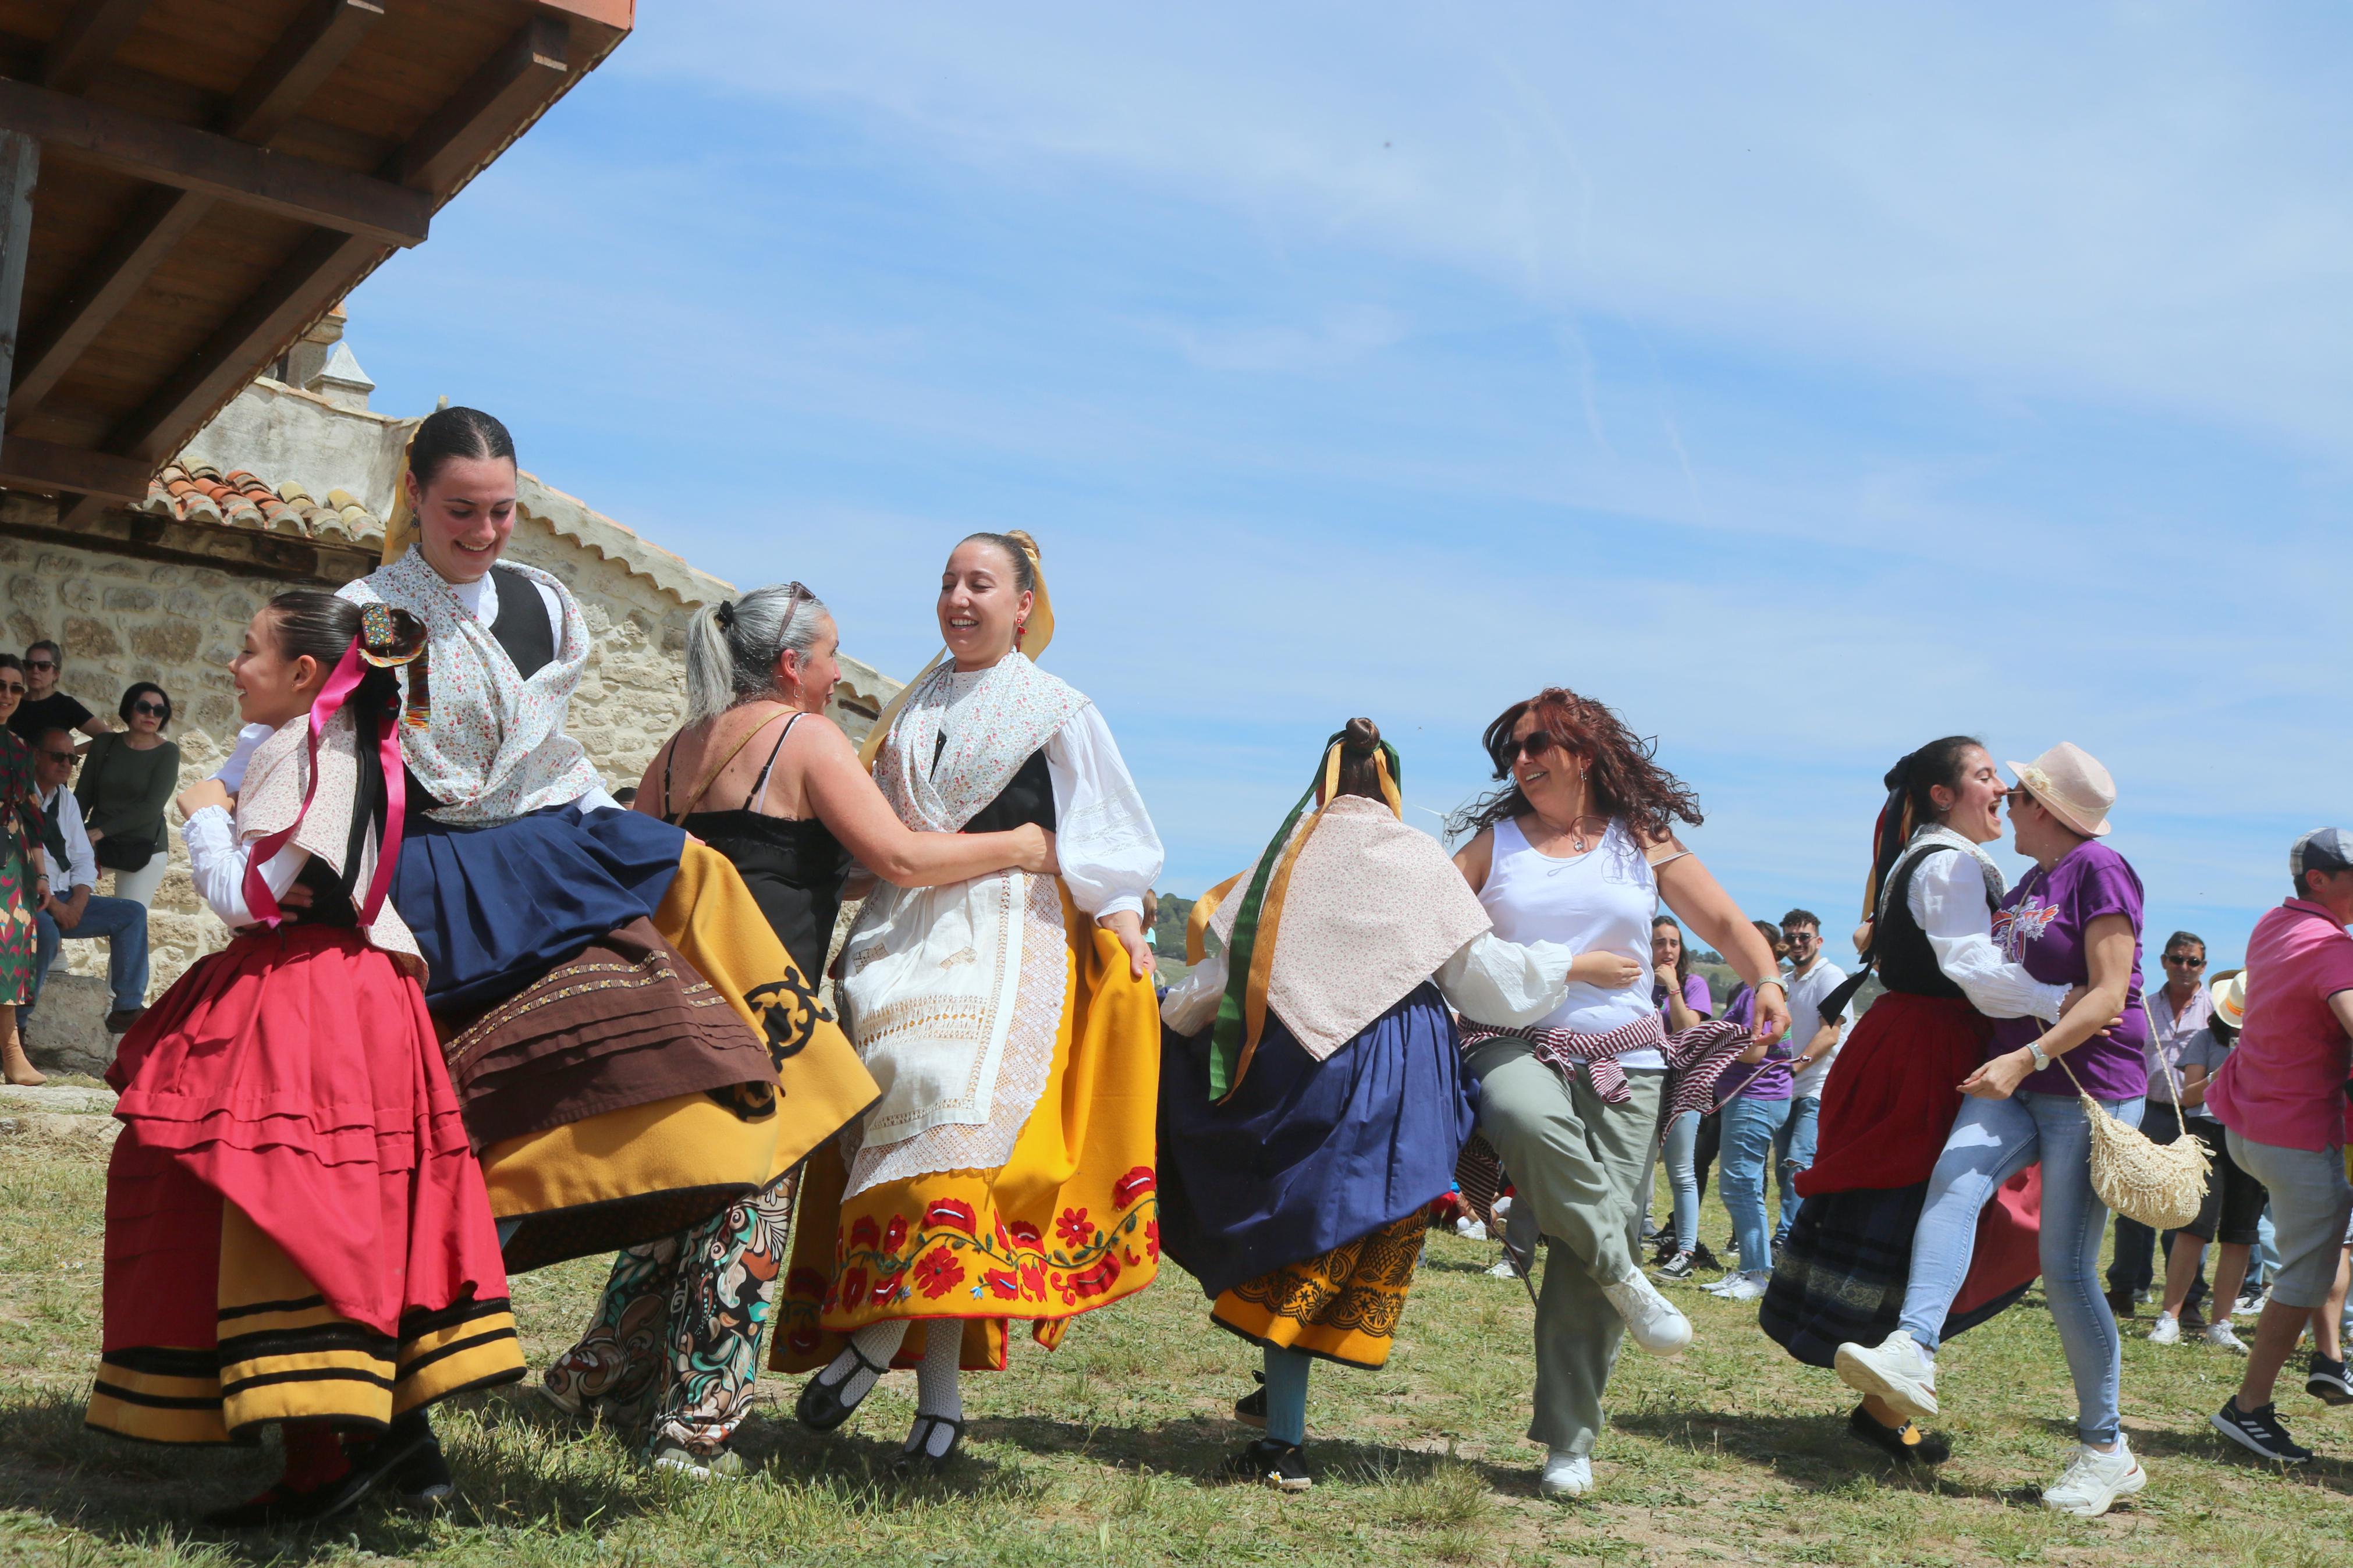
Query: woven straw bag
2054 1048 2209 1231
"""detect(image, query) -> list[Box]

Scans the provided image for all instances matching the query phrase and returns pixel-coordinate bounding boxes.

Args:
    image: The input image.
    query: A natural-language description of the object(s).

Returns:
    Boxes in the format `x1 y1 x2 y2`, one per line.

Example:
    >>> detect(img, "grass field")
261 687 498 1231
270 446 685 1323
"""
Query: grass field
3 1103 2352 1567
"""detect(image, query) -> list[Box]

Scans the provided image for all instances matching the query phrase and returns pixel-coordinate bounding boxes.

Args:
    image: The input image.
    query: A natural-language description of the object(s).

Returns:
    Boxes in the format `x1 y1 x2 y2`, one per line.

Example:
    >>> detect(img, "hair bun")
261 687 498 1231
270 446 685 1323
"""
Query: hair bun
1341 716 1380 753
1882 749 1918 793
356 603 427 666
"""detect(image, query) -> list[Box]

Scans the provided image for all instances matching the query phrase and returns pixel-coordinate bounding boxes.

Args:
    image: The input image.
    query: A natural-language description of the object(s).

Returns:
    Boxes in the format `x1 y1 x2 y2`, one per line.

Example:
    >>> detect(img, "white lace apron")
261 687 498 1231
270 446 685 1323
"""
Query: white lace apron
338 547 602 824
840 653 1088 1191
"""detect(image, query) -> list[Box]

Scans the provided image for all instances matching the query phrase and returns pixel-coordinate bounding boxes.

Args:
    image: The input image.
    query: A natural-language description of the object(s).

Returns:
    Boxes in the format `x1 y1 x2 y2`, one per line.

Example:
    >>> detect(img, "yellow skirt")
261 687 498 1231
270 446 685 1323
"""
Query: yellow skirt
88 1204 523 1445
773 888 1161 1374
477 842 881 1271
1209 1208 1430 1370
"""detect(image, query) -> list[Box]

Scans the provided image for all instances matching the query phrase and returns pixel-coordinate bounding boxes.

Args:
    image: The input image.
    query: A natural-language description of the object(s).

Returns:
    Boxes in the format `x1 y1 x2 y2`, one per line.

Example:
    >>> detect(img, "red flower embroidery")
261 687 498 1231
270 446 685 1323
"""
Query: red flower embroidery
1144 1219 1161 1261
883 1215 908 1254
925 1199 978 1238
1007 1219 1044 1251
787 1325 820 1354
1060 1255 1122 1302
1055 1207 1095 1248
1018 1258 1047 1298
871 1271 904 1306
839 1265 869 1308
849 1216 882 1250
984 1267 1021 1300
786 1266 829 1302
1112 1166 1156 1210
913 1246 966 1300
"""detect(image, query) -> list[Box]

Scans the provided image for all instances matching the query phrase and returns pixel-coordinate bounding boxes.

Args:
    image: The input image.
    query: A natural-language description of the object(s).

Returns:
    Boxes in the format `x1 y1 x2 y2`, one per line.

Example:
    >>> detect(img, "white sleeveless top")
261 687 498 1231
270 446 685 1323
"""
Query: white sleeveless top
1478 815 1665 1068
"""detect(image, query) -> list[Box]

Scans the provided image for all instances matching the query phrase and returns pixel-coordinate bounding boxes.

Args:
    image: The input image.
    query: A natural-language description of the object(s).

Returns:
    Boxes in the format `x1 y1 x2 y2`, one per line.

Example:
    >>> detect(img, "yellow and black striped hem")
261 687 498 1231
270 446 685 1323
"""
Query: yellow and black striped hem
86 1347 232 1446
394 1296 525 1412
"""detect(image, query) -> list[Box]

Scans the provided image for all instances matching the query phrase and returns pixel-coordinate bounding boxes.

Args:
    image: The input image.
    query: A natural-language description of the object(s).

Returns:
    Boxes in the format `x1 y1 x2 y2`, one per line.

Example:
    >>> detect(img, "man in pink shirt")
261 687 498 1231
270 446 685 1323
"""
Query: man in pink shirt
2204 829 2353 1463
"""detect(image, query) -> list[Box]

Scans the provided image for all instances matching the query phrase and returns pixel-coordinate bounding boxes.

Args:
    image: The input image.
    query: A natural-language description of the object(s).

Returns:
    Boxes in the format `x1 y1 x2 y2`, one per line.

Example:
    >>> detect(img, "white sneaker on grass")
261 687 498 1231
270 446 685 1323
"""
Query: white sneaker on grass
1833 1331 1938 1423
1701 1273 1742 1296
2041 1439 2146 1518
1719 1271 1770 1302
1600 1268 1692 1357
1539 1449 1592 1498
2146 1313 2180 1345
2204 1319 2248 1353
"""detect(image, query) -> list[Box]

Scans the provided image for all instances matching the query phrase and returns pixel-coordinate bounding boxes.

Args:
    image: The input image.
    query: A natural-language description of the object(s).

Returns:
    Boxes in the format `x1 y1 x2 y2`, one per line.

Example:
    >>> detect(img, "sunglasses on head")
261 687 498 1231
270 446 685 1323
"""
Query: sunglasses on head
132 701 166 717
2164 954 2205 968
1500 732 1563 765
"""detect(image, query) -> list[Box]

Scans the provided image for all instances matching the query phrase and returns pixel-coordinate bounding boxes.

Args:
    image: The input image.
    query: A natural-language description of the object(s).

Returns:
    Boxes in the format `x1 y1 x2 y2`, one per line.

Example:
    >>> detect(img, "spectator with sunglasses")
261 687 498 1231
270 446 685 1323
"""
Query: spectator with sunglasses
2105 930 2213 1315
25 727 152 1034
74 683 181 910
7 641 108 745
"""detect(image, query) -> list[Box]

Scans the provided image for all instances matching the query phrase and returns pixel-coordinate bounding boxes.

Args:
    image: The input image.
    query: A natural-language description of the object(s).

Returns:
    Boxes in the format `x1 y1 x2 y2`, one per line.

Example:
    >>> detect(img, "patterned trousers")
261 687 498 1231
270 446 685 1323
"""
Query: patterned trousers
542 1171 797 1456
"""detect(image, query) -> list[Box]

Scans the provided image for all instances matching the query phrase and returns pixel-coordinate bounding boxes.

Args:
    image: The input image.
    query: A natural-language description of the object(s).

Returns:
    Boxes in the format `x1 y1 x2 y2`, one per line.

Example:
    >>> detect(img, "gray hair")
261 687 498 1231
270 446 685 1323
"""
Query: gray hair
684 581 828 726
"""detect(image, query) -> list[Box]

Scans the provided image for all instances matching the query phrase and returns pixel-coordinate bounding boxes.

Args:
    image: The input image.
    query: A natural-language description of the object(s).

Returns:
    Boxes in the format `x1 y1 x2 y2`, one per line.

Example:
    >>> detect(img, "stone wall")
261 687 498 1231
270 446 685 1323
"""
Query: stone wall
8 515 705 1001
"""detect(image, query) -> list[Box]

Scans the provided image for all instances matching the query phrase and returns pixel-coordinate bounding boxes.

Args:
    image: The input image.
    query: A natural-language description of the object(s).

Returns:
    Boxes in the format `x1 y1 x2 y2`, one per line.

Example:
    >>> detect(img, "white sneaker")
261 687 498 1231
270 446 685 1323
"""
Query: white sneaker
1701 1272 1742 1296
2146 1313 2180 1345
1486 1260 1520 1278
2204 1320 2248 1353
1539 1448 1592 1498
1833 1331 1939 1423
1601 1268 1692 1357
1720 1270 1770 1302
2040 1439 2146 1518
1455 1218 1489 1241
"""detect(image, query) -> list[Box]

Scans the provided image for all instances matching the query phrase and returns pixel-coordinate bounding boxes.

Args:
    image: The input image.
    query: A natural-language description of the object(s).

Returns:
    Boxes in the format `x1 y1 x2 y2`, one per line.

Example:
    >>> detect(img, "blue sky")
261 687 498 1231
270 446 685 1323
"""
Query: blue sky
344 5 2353 968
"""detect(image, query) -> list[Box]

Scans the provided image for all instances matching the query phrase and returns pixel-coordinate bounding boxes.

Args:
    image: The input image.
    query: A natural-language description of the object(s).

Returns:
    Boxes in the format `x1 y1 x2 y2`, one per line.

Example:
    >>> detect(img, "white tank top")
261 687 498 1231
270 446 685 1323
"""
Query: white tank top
1479 815 1666 1067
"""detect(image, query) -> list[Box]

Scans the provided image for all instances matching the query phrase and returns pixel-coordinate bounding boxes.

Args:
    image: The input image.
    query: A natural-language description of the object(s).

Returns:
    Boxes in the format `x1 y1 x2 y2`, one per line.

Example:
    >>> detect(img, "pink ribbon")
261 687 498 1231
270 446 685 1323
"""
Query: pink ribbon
240 639 407 930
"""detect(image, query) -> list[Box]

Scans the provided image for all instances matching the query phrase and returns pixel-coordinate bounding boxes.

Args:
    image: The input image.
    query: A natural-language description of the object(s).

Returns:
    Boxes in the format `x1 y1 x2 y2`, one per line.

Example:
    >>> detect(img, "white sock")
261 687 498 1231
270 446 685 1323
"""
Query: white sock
907 1325 962 1456
816 1319 908 1410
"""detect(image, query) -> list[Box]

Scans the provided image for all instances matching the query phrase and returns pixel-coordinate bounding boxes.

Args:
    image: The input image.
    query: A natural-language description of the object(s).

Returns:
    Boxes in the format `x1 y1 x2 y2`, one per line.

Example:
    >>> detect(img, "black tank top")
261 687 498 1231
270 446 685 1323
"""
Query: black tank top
665 713 850 980
939 735 1056 834
488 565 555 680
1878 845 1984 1000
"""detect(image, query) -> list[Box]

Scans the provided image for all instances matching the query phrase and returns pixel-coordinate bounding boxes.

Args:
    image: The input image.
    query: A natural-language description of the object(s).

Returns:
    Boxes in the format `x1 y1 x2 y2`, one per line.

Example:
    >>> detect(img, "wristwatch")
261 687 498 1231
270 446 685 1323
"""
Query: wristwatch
2027 1041 2052 1072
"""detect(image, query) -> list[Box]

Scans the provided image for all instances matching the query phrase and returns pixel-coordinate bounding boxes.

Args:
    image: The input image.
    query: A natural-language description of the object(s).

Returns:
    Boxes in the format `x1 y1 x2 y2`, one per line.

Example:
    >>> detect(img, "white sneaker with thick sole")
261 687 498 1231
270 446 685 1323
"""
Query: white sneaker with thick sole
2204 1320 2248 1353
1539 1449 1592 1499
1833 1331 1939 1423
2146 1313 2180 1345
1600 1268 1692 1357
2041 1441 2146 1518
1720 1271 1769 1302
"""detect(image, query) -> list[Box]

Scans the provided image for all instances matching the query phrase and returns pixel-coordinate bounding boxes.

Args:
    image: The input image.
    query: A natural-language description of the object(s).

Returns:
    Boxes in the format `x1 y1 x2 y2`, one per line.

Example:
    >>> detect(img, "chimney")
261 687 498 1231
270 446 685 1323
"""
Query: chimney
312 340 375 413
279 306 345 391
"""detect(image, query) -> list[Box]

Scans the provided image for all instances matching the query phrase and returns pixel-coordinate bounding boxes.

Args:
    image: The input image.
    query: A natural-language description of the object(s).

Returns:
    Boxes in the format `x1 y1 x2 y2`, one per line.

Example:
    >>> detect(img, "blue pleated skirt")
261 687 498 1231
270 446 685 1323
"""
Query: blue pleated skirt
390 803 687 1011
1157 982 1474 1301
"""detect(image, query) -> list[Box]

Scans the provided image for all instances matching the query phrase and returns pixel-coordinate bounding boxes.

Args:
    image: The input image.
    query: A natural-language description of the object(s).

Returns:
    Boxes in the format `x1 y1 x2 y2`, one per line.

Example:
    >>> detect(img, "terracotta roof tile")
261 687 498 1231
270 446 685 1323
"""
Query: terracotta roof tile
138 458 383 546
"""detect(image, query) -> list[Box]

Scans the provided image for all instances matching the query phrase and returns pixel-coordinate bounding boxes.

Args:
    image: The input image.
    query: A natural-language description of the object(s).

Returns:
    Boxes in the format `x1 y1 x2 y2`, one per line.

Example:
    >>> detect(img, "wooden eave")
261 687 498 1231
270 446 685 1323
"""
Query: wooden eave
0 0 630 525
0 485 375 583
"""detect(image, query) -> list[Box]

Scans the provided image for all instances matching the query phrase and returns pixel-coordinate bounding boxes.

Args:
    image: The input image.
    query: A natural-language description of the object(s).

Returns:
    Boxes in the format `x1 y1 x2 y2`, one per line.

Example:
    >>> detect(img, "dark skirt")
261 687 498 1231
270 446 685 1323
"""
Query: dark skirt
1158 982 1474 1301
392 801 686 1011
1759 1179 2033 1368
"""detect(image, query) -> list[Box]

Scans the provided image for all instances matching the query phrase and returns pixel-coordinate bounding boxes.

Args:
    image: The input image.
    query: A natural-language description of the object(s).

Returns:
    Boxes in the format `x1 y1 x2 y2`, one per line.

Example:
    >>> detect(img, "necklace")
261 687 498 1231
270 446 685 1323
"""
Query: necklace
1531 809 1610 858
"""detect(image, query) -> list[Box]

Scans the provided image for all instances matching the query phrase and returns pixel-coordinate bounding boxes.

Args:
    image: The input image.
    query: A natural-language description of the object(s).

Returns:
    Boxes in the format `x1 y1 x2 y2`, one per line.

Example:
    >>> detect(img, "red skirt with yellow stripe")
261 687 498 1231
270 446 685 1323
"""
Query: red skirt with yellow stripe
89 925 521 1443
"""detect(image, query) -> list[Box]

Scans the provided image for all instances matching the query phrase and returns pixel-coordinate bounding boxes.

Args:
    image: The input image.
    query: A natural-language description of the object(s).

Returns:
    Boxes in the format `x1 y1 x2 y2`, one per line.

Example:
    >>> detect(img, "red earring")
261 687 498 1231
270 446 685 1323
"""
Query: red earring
1014 620 1027 649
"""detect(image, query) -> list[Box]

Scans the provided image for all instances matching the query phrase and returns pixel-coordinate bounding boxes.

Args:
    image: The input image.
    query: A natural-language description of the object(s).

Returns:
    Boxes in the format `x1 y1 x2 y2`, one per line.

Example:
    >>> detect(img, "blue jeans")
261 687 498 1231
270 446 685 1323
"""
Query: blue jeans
1776 1095 1819 1247
1898 1089 2144 1445
1661 1108 1702 1254
30 898 151 1014
1722 1094 1795 1274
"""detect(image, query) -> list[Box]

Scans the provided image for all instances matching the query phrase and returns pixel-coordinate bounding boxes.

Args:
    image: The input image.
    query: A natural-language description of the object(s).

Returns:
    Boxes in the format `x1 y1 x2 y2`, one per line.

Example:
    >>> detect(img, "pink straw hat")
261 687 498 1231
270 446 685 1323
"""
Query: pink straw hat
2004 742 2115 838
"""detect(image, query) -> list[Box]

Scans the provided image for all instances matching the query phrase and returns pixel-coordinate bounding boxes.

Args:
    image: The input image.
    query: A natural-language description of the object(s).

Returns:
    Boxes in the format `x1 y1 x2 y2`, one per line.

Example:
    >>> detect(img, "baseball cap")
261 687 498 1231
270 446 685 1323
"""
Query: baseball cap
2290 829 2353 889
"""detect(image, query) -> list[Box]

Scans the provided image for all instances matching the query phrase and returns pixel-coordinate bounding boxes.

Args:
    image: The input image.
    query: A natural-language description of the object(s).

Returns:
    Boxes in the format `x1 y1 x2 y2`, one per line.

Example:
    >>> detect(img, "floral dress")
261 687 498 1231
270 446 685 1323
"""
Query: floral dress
0 730 42 1007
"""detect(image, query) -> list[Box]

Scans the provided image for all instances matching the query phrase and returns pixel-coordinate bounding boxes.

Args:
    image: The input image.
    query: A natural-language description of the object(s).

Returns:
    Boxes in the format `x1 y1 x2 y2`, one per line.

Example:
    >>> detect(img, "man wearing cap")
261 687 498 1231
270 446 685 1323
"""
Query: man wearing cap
2202 829 2353 1463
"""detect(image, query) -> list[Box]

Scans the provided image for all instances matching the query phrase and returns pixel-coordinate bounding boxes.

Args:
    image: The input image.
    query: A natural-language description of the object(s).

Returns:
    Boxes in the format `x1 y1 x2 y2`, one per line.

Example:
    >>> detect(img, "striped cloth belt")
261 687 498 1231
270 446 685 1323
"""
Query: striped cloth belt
1460 1011 1755 1126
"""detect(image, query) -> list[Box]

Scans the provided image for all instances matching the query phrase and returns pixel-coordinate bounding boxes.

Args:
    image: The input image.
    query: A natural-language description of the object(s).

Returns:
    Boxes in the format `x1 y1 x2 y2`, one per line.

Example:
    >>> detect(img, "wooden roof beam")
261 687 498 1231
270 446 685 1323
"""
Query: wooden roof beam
39 0 153 94
6 0 385 423
0 74 430 246
386 13 569 195
0 432 153 501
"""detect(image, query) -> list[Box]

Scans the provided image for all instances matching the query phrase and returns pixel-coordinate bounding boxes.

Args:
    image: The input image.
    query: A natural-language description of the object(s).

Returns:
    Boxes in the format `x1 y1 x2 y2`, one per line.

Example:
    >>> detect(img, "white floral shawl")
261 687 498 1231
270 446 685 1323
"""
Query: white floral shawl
238 709 424 975
339 547 601 824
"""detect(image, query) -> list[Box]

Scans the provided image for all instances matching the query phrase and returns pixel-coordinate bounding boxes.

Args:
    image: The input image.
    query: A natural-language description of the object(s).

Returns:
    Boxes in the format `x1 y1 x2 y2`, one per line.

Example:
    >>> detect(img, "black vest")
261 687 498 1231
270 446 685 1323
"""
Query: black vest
934 734 1056 834
489 565 555 680
1876 845 1984 1000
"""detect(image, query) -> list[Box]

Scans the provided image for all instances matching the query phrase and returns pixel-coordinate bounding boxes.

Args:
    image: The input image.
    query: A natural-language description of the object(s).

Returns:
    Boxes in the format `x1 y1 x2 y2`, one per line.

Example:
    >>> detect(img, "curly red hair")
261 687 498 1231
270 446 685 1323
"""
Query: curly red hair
1447 687 1702 844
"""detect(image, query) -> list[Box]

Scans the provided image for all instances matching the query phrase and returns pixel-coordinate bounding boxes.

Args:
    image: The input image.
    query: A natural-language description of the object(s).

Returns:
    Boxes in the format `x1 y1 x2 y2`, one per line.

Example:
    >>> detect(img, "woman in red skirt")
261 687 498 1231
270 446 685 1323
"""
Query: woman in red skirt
89 591 521 1527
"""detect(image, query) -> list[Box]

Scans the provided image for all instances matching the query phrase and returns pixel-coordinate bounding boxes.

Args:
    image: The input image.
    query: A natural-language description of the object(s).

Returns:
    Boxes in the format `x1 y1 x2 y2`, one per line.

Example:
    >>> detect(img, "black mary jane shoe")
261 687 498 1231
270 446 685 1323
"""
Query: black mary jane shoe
1234 1371 1268 1429
1845 1403 1951 1467
1219 1437 1311 1493
796 1343 890 1433
203 1425 427 1530
889 1414 966 1478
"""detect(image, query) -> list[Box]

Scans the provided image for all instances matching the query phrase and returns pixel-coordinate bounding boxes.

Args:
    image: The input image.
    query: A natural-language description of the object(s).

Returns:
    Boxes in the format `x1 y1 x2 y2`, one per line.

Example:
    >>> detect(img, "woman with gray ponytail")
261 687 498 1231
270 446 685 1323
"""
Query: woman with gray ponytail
542 580 1057 1478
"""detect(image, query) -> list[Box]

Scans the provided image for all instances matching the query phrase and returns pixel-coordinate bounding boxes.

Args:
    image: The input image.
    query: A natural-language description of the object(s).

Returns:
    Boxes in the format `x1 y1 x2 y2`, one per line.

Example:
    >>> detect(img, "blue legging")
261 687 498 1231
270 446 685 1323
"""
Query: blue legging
1264 1346 1311 1445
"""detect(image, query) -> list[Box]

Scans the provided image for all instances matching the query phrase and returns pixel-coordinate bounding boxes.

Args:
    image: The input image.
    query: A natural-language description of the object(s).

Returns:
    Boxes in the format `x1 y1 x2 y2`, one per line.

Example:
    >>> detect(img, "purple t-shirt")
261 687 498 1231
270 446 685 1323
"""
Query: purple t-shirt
1990 839 2149 1100
1653 971 1713 1023
1716 983 1794 1100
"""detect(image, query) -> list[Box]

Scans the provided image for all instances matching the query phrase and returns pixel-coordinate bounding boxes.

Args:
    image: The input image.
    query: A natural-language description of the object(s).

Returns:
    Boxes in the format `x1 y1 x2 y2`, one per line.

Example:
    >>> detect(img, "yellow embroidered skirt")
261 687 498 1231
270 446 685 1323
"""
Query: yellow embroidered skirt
1210 1209 1431 1370
773 887 1161 1373
477 843 881 1272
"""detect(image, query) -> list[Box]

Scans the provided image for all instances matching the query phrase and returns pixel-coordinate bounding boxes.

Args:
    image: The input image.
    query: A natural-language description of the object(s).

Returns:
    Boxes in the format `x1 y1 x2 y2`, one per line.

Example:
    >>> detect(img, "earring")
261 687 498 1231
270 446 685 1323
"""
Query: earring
1014 620 1027 649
